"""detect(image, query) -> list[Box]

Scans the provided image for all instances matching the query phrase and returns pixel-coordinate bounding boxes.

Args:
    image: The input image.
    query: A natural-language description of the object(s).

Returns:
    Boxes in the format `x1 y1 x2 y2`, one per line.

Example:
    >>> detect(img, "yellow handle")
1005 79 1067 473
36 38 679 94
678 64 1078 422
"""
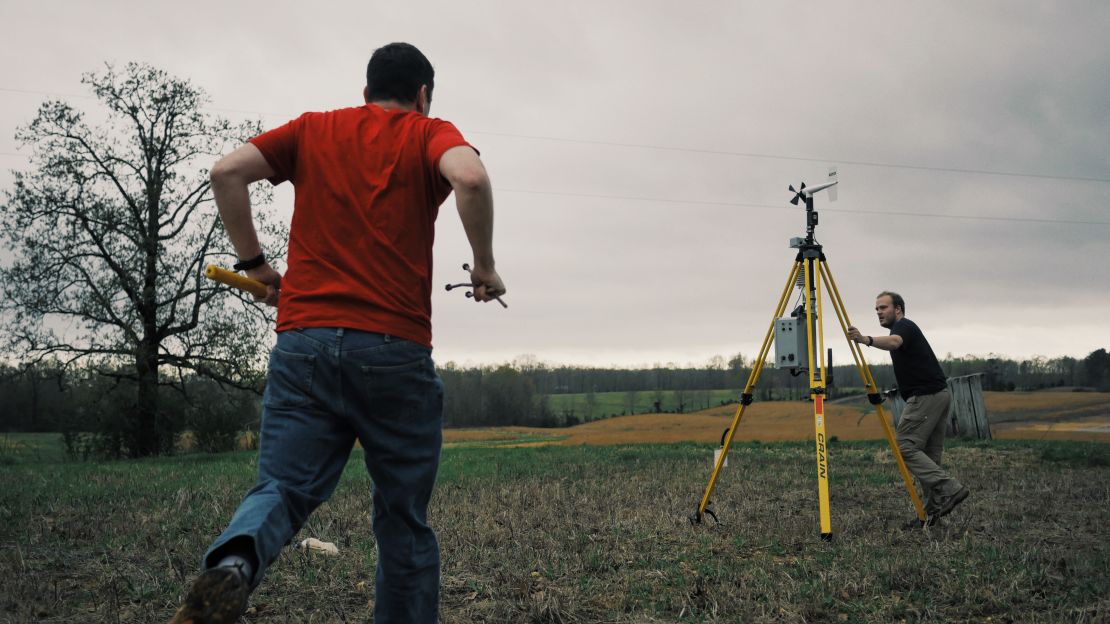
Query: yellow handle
205 265 270 299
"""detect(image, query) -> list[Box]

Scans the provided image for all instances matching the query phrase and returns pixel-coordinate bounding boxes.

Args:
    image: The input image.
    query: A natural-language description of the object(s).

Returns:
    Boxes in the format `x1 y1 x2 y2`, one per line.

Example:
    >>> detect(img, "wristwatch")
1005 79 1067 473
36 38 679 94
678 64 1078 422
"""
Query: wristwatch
233 253 266 272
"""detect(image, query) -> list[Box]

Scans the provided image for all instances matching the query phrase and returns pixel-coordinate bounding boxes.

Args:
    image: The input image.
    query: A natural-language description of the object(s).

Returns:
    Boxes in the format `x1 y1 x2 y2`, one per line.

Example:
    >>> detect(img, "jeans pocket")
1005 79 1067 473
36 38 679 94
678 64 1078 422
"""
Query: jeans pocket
264 348 316 409
363 357 427 374
358 343 439 420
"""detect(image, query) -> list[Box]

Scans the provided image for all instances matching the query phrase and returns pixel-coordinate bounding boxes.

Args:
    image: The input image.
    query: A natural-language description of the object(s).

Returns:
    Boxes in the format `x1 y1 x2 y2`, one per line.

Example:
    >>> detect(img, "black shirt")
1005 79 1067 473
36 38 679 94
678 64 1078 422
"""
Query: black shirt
889 318 947 400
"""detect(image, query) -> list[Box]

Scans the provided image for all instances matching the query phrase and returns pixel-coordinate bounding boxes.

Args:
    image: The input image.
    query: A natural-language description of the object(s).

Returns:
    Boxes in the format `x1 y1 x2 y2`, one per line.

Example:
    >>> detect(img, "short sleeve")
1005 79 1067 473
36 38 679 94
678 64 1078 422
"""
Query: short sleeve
425 119 476 172
890 319 915 349
249 116 304 185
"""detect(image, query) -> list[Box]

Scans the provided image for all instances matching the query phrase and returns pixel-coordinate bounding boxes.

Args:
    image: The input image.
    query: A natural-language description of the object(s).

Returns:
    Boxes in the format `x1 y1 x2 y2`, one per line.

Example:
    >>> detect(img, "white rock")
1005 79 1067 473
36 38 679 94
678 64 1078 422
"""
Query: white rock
298 538 339 555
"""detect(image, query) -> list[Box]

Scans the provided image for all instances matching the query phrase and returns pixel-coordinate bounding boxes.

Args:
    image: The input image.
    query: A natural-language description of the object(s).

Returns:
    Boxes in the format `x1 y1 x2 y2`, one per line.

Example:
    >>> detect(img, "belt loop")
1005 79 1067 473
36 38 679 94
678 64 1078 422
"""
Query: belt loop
335 328 344 355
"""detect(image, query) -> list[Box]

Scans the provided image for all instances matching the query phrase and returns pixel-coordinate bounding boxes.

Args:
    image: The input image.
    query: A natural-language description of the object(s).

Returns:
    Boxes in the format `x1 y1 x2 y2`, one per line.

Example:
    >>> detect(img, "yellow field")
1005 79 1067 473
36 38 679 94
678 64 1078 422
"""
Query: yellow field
444 391 1110 447
985 390 1110 415
985 390 1110 441
444 401 887 448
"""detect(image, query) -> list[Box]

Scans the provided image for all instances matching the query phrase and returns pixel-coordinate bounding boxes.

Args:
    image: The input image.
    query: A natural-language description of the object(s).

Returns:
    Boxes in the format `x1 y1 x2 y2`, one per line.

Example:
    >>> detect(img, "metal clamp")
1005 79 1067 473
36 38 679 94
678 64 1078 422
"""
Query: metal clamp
445 263 507 308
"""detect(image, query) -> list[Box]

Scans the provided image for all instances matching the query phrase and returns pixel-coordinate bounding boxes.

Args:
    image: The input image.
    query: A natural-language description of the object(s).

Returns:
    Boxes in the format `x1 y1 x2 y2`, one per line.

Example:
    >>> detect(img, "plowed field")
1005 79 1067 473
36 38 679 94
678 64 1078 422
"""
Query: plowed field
444 391 1110 447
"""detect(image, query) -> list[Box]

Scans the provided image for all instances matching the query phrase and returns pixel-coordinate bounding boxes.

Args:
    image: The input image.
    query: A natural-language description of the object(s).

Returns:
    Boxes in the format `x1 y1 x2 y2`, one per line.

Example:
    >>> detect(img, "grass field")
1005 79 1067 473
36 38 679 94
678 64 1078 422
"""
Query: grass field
545 390 745 420
543 388 867 421
1 433 1108 622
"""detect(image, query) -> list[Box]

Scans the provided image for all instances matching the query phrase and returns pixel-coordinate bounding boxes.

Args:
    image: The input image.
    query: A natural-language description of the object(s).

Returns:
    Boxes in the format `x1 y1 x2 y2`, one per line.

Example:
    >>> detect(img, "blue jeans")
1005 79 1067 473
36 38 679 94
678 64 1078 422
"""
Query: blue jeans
203 328 444 623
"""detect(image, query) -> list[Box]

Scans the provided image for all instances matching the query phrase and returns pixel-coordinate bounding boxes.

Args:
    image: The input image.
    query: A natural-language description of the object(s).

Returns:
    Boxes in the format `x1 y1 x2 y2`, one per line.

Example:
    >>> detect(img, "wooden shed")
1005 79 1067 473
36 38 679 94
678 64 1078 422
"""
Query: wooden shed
885 373 991 439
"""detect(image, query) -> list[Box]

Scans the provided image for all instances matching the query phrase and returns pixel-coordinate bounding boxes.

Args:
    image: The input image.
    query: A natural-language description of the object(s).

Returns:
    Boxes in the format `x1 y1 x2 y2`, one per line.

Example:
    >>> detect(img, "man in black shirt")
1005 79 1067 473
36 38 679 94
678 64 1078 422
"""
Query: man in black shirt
849 291 969 527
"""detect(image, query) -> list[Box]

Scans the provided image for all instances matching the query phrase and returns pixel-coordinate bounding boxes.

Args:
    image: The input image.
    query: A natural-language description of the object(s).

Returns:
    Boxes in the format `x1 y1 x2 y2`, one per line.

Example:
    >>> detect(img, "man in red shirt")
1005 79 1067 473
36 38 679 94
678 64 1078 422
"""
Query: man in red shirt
171 42 504 624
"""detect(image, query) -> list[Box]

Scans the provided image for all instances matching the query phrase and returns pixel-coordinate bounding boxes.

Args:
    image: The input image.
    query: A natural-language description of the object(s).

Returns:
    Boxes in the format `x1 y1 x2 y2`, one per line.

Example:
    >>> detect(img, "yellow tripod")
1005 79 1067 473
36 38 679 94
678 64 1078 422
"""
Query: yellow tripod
690 175 925 539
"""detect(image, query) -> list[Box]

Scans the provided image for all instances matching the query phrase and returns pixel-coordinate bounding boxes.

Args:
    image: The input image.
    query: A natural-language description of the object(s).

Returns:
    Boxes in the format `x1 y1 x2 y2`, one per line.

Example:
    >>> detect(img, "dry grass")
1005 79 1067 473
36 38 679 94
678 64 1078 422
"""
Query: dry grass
984 390 1110 415
985 391 1110 442
445 429 549 443
548 402 886 445
1 438 1107 623
985 388 1110 417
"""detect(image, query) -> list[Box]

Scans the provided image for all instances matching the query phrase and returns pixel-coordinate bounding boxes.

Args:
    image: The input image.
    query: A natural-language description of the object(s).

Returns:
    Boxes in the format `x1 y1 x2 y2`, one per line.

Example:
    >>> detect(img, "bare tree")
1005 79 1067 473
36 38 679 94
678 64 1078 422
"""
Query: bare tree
0 63 284 457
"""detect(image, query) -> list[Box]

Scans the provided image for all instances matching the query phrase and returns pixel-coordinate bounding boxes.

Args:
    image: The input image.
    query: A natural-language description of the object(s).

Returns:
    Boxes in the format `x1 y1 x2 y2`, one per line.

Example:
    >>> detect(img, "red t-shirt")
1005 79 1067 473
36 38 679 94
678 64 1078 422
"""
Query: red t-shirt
250 104 473 347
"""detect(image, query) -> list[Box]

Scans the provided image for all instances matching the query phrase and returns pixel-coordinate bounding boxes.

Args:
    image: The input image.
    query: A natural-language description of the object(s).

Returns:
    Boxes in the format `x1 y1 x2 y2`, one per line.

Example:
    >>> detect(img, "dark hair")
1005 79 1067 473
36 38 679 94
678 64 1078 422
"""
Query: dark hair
365 42 435 105
877 291 905 314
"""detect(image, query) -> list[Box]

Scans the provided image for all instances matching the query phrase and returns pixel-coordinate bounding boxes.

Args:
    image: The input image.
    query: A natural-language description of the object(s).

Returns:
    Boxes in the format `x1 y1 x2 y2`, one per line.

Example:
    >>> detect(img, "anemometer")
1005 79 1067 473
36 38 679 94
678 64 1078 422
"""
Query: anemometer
691 168 927 540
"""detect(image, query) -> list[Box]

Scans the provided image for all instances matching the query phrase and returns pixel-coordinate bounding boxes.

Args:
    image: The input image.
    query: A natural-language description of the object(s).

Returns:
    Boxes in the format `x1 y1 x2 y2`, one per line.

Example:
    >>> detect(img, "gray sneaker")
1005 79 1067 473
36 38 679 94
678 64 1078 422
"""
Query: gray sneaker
168 567 248 624
934 486 969 519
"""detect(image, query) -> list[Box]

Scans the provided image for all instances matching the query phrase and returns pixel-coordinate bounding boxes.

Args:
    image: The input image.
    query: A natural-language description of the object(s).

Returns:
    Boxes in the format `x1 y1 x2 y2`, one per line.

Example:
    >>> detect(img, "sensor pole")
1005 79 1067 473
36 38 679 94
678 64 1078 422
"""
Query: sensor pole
691 170 924 538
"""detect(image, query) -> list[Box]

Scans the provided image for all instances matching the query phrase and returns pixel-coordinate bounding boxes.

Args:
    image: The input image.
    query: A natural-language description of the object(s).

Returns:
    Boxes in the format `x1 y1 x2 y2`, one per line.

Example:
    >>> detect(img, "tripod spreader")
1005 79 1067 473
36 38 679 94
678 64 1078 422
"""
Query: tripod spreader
690 169 925 537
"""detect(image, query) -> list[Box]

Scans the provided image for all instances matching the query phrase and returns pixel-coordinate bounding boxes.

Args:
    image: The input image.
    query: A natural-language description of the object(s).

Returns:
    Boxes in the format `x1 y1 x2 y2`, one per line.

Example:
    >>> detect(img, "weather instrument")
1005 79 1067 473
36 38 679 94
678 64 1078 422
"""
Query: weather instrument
445 263 508 308
690 168 926 540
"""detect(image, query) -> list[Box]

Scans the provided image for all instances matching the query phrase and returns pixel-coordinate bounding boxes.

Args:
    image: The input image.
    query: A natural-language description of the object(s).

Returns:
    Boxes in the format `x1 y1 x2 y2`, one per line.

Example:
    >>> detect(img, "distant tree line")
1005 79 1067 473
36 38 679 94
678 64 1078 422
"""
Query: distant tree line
505 349 1110 398
439 364 554 428
0 362 258 457
2 349 1106 446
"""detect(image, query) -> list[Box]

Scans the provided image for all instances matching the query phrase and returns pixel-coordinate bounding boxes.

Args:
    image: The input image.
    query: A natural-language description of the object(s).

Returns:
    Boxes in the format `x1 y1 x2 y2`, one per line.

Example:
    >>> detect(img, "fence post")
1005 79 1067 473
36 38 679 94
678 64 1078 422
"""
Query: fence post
945 374 991 439
887 390 906 428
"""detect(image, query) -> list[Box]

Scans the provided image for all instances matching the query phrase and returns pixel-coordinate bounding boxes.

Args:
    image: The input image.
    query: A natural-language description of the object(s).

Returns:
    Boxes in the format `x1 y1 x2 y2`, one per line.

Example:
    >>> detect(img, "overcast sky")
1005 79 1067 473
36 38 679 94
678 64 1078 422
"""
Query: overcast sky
1 1 1107 367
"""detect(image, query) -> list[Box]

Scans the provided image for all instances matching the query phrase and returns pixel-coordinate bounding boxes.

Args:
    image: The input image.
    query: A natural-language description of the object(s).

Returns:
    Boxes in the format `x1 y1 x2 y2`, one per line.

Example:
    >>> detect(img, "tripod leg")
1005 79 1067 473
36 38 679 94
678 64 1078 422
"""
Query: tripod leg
820 260 926 521
804 258 833 539
693 261 800 524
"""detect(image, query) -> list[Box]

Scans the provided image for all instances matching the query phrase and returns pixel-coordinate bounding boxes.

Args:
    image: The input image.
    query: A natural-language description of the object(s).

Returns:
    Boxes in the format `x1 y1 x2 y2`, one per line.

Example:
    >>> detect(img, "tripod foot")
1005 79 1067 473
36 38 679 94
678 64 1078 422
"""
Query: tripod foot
688 506 720 526
820 532 834 542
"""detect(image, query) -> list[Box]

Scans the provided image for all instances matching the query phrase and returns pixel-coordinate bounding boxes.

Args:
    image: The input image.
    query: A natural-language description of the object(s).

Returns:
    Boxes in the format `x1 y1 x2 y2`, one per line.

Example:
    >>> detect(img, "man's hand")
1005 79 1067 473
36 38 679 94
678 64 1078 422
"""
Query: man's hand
847 325 866 344
467 263 505 303
245 263 282 307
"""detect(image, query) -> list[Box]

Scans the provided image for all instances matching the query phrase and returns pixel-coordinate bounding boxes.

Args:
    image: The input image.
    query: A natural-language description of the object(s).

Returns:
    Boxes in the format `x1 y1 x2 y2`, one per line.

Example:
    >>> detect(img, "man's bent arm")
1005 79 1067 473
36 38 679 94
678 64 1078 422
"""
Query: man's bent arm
440 146 505 300
847 325 903 351
210 143 282 305
210 143 276 261
869 335 904 351
440 146 495 267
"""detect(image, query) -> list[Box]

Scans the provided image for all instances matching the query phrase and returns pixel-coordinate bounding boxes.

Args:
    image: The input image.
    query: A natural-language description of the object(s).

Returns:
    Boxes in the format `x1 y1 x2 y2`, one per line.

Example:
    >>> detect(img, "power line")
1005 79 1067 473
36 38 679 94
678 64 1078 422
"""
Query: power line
471 131 1110 184
0 87 95 100
2 155 1104 226
3 85 1108 185
0 87 287 118
2 88 1107 226
1 148 1105 225
494 187 1110 226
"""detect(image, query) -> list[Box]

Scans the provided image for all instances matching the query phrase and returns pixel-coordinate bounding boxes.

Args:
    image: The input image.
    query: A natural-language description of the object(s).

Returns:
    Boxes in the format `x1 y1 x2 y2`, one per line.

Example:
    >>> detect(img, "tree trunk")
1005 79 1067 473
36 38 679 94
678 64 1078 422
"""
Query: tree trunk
28 371 39 431
134 338 161 457
132 168 164 457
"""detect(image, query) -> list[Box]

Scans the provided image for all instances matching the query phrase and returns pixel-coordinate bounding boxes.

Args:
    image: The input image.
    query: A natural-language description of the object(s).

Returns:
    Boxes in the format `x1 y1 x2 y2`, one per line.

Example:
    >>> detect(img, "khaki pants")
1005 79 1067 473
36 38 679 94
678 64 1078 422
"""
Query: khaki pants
896 389 963 513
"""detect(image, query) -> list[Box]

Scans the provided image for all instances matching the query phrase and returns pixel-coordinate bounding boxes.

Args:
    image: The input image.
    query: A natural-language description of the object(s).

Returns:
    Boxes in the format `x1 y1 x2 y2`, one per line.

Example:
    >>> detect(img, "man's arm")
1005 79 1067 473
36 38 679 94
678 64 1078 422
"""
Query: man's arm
210 143 282 306
847 326 903 351
439 145 505 302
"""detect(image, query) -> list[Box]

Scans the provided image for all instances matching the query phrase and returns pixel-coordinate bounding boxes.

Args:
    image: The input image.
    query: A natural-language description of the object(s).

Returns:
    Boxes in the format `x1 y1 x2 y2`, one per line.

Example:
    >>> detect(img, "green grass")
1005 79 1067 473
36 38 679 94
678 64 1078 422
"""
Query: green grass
0 431 68 464
544 387 872 420
1 437 1108 622
1037 440 1110 467
544 389 740 419
443 432 568 449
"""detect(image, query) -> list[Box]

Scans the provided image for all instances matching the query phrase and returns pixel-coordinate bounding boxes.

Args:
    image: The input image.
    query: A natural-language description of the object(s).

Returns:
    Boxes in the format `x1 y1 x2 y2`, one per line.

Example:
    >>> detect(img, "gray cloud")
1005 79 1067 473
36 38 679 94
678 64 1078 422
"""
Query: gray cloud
1 1 1107 366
